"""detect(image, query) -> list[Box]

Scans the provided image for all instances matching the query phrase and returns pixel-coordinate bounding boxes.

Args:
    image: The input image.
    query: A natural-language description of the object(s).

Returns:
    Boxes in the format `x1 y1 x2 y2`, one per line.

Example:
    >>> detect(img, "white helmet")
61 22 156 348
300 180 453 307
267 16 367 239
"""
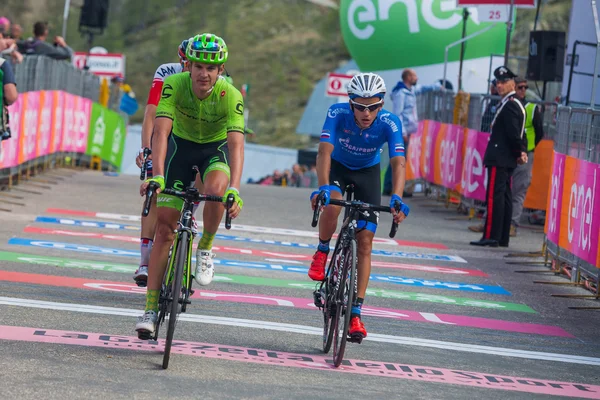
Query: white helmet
347 72 386 99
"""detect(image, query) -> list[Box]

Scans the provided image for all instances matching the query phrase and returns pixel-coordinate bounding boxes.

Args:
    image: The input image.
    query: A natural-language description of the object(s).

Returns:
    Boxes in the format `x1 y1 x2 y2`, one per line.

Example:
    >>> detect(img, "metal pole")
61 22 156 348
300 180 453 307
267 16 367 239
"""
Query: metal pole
443 23 497 95
590 0 600 109
533 0 542 31
458 8 469 91
504 0 515 66
62 0 71 39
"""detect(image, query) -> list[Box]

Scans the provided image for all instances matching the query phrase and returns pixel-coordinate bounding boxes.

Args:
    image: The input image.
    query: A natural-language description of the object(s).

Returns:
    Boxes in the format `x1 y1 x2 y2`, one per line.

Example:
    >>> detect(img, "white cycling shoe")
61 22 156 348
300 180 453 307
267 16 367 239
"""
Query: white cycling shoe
135 310 157 336
194 249 215 286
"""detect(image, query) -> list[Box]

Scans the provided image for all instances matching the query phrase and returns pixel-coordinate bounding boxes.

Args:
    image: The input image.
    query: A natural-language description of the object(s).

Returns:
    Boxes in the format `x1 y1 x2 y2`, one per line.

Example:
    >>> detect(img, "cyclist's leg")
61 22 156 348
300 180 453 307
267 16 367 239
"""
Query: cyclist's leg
348 163 381 338
308 160 345 281
136 135 195 335
134 158 157 285
194 140 229 285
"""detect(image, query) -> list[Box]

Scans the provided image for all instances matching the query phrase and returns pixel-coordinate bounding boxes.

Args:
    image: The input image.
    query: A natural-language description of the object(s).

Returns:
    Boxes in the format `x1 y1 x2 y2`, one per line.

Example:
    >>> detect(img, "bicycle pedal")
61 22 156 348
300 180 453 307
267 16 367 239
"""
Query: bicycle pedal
137 331 152 341
134 278 147 288
348 333 364 344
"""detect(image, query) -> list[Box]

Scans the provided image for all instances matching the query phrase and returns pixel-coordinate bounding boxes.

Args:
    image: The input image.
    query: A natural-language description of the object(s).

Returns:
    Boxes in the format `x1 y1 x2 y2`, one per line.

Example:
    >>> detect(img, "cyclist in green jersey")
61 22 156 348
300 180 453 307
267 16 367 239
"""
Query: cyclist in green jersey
136 33 245 336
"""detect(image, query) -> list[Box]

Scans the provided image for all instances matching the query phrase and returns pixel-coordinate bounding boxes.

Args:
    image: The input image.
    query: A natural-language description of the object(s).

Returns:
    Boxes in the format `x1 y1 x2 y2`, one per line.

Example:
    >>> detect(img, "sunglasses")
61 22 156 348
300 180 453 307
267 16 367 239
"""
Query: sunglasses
517 85 528 90
350 99 383 112
191 41 221 52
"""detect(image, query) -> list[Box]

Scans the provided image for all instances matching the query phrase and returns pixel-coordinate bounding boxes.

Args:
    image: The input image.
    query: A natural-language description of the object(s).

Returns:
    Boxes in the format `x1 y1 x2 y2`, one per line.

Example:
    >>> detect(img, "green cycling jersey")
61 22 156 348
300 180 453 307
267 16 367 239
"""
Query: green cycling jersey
155 72 245 144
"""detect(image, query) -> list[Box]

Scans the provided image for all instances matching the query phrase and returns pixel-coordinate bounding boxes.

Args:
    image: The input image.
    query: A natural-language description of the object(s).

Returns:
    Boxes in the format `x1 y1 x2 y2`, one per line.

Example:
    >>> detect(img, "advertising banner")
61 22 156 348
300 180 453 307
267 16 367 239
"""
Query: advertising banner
36 91 53 158
18 91 39 164
61 93 76 152
460 128 489 201
50 91 64 154
440 124 465 192
0 95 23 169
544 151 566 245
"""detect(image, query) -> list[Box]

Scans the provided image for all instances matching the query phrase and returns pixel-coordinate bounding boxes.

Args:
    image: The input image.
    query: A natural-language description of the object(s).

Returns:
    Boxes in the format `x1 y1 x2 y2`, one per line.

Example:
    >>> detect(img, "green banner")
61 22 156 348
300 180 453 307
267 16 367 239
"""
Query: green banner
340 0 510 71
86 103 127 170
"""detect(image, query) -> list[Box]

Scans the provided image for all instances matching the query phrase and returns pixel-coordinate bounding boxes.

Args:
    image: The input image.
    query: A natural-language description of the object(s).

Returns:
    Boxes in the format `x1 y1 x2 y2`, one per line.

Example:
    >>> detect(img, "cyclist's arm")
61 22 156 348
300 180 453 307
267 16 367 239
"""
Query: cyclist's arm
316 142 333 187
385 114 407 198
141 104 157 149
227 131 244 189
151 117 172 178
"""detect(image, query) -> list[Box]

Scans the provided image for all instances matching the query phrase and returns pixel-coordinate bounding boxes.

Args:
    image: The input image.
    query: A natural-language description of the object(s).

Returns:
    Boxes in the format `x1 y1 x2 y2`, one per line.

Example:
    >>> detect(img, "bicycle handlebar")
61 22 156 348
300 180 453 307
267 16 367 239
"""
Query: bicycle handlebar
142 183 233 230
312 195 401 238
139 148 152 181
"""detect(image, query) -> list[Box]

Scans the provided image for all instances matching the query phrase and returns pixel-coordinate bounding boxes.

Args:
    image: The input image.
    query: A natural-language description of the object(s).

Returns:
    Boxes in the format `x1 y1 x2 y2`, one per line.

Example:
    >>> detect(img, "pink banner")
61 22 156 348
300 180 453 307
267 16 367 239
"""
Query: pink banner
440 124 465 191
460 129 490 201
559 156 600 266
544 151 566 245
73 97 91 153
422 120 440 182
50 91 64 154
36 91 53 157
407 123 423 179
18 91 40 164
0 95 23 168
61 92 76 152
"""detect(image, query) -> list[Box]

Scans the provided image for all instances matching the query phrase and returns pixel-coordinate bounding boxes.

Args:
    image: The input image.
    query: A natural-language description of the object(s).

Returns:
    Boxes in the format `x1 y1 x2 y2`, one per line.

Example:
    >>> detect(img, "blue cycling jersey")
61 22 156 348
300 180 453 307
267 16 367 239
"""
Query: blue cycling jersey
320 103 405 170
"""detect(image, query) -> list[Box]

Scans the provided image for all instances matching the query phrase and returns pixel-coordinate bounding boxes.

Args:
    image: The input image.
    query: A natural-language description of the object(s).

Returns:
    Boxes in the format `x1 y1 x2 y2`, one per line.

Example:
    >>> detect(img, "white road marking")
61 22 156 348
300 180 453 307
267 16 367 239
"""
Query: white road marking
0 296 597 366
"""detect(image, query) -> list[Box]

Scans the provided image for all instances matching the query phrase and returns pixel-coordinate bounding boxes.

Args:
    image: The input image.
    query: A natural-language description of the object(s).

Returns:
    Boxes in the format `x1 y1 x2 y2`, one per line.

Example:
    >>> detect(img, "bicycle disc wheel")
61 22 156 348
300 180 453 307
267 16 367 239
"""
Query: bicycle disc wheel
322 245 342 354
162 231 189 369
332 238 357 367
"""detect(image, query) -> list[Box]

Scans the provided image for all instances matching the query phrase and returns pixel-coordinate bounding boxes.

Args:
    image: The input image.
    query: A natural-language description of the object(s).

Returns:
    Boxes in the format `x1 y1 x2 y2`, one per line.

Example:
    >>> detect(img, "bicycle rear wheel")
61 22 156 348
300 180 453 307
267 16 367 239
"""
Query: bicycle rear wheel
162 231 189 369
332 238 357 367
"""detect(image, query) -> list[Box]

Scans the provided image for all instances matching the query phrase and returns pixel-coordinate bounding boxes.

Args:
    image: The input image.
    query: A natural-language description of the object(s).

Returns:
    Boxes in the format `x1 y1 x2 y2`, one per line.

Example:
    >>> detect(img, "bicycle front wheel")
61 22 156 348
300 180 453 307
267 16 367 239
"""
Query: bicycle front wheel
162 231 189 369
332 238 357 367
322 244 342 354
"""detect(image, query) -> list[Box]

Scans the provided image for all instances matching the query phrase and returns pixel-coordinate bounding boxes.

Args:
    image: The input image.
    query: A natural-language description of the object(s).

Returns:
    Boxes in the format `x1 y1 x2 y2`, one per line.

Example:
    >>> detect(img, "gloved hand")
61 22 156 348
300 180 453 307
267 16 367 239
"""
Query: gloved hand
390 193 410 223
310 185 331 207
223 187 244 211
140 175 165 196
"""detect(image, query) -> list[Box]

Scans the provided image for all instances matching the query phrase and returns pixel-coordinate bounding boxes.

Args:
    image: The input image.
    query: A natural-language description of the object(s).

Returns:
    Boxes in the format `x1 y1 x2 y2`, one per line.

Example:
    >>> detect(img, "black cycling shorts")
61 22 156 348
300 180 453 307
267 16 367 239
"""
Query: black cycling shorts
329 159 381 233
158 134 229 210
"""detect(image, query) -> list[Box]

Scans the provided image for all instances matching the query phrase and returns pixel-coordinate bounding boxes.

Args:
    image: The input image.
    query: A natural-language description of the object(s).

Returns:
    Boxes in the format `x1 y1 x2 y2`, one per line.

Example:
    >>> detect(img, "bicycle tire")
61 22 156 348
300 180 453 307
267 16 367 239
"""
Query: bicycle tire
162 231 189 369
332 238 357 367
154 243 176 341
322 244 342 354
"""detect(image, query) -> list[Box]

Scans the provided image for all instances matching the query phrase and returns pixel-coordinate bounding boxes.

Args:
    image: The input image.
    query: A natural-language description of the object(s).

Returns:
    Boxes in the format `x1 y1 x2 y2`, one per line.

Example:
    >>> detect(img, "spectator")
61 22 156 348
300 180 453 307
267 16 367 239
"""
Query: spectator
305 164 318 188
480 79 500 133
291 164 303 187
384 69 442 197
1 52 18 140
9 24 23 40
510 77 544 237
0 29 24 65
470 66 526 248
17 21 73 60
0 17 10 33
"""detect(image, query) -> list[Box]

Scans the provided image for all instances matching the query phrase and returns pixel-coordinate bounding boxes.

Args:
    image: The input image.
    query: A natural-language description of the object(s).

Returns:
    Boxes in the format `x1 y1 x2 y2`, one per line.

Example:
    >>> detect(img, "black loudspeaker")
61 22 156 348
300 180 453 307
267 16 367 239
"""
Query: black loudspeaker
79 0 109 32
526 31 566 82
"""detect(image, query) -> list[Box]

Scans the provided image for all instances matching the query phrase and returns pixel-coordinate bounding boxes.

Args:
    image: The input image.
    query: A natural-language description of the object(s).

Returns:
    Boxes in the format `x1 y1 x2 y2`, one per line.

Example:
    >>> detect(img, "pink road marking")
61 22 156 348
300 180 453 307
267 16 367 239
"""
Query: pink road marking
43 208 448 250
23 227 485 277
0 326 596 397
0 271 572 338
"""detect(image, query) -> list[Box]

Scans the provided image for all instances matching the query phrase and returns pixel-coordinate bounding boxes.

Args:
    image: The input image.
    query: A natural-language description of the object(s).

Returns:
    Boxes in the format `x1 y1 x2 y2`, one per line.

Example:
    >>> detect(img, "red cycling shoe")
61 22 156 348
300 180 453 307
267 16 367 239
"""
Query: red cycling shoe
308 250 328 281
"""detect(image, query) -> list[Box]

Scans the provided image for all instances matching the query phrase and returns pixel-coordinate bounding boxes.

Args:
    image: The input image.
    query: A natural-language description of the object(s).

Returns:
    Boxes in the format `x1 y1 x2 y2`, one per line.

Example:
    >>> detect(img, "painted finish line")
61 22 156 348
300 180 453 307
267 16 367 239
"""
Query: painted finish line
1 297 598 367
0 251 532 312
24 226 485 277
0 270 566 337
44 208 448 250
2 327 597 398
34 217 467 263
7 238 508 295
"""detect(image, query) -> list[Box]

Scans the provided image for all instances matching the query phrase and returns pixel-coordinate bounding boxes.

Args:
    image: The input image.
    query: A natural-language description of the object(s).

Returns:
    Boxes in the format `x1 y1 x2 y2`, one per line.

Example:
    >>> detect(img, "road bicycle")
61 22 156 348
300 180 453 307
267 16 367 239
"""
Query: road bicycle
311 185 399 367
139 166 234 369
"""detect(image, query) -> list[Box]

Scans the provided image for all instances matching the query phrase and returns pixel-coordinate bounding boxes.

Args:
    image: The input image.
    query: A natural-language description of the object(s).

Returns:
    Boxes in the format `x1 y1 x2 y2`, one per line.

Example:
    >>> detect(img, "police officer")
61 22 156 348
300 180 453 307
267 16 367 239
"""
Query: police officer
470 66 527 248
511 77 544 236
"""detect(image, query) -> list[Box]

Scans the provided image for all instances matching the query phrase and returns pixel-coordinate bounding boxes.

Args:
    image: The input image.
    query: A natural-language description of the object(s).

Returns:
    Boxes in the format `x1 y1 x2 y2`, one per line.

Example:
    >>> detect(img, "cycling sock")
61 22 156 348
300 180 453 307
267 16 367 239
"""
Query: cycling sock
145 289 159 313
351 297 364 318
192 201 200 217
198 229 216 251
317 238 331 253
139 238 153 267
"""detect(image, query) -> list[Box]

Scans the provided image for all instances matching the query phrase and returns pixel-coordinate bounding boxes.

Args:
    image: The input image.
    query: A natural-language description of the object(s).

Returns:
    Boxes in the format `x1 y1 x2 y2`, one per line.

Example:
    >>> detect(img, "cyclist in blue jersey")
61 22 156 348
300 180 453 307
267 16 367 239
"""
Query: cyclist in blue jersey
309 72 410 340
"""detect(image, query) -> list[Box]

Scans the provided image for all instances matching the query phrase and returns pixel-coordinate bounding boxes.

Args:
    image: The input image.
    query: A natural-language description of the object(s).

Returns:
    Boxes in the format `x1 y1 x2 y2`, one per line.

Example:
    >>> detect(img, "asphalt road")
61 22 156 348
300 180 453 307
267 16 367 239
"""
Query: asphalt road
0 168 599 400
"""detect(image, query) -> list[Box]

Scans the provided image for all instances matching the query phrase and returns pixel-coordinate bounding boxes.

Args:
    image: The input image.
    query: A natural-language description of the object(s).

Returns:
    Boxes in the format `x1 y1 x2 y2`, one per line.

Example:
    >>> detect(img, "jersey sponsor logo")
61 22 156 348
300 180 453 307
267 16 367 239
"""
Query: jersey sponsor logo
161 84 173 99
230 125 244 132
221 90 226 97
320 132 331 139
338 138 377 154
173 180 184 191
380 113 400 133
235 101 244 115
327 107 351 119
156 65 177 78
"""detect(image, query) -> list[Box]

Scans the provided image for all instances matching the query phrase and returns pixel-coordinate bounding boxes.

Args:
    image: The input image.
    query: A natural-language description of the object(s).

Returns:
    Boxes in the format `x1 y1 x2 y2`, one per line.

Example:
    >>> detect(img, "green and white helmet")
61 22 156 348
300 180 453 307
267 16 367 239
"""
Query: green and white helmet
186 33 228 64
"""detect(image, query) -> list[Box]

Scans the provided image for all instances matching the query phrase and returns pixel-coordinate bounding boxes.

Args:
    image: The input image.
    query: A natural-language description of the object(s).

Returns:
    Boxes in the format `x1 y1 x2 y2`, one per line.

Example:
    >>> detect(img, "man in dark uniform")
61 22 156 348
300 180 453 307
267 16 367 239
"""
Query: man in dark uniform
470 66 527 248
